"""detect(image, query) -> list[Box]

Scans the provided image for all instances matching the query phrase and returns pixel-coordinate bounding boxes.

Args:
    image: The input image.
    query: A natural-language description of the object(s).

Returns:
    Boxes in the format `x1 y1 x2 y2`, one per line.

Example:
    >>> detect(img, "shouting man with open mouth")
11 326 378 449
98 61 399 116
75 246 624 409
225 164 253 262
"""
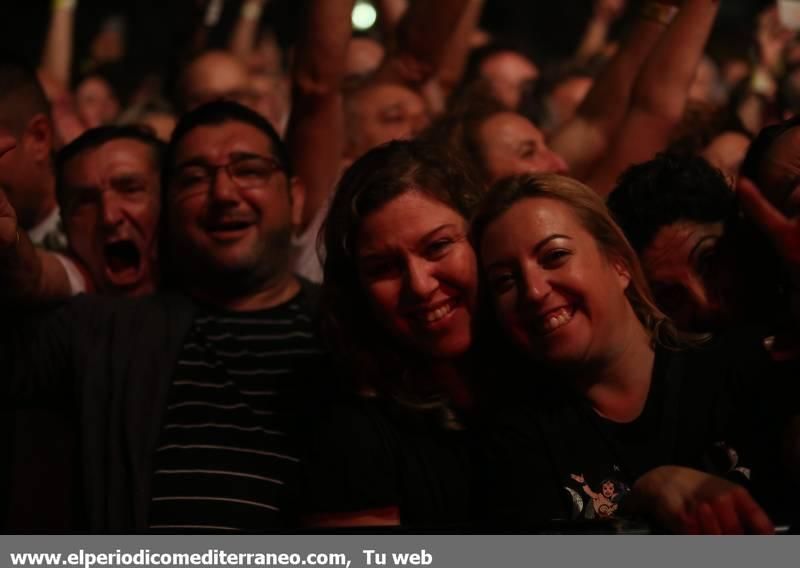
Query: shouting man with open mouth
56 125 164 296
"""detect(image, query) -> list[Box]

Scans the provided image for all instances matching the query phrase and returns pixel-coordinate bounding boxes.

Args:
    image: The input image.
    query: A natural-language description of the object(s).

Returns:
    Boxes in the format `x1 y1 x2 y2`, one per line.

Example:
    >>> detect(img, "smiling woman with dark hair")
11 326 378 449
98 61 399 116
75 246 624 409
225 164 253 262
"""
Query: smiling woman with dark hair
299 139 486 529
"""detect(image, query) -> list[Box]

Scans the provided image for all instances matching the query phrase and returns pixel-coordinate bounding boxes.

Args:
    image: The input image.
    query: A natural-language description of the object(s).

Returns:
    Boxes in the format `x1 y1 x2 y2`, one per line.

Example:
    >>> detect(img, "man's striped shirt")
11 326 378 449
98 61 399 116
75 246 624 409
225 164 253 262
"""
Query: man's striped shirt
149 293 321 532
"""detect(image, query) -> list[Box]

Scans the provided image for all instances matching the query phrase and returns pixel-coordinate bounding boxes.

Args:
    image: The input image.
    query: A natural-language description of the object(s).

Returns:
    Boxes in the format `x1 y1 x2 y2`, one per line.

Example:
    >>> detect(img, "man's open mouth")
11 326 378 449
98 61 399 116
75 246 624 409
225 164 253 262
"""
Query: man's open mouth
104 239 143 286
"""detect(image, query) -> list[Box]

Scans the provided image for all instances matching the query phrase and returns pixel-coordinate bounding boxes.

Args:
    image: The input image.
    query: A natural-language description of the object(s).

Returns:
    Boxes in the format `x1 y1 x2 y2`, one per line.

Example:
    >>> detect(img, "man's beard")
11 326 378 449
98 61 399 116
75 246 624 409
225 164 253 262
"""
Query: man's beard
172 223 294 298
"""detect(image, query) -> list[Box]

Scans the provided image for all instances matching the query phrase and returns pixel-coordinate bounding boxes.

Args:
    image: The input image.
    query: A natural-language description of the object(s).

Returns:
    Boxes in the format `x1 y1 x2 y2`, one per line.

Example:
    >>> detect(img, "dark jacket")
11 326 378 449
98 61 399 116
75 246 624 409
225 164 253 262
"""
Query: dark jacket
3 293 196 530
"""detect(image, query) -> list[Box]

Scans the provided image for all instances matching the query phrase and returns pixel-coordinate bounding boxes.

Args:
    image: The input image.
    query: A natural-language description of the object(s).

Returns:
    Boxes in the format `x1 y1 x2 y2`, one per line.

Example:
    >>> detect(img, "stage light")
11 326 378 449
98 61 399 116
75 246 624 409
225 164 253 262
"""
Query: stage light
352 1 377 31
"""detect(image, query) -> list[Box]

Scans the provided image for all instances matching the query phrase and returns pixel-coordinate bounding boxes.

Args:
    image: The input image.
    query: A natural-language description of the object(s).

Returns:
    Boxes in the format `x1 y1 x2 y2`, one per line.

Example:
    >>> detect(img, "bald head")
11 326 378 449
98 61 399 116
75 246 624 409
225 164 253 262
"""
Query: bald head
178 50 250 112
346 37 385 79
0 57 56 229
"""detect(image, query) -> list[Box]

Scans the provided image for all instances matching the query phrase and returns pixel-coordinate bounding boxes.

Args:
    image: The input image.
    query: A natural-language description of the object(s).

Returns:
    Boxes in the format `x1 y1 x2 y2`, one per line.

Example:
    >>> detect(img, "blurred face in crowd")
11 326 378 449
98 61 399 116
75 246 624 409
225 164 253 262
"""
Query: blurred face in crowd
721 58 750 88
480 198 634 366
346 37 385 79
689 57 723 107
75 76 120 128
756 126 800 216
167 120 302 289
701 131 751 184
0 112 55 230
479 51 539 110
180 52 251 111
357 190 478 359
478 112 567 182
640 220 725 332
61 138 161 295
345 83 429 160
249 73 291 136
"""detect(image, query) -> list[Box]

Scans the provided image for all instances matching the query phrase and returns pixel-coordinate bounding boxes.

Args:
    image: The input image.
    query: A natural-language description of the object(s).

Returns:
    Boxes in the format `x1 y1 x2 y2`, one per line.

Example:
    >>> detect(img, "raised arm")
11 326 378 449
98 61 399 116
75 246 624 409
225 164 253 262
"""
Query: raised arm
287 0 354 232
376 0 471 88
229 0 268 63
575 0 627 64
433 0 486 95
376 0 409 42
1 168 78 398
585 0 721 197
549 0 675 179
1 137 74 304
40 0 78 90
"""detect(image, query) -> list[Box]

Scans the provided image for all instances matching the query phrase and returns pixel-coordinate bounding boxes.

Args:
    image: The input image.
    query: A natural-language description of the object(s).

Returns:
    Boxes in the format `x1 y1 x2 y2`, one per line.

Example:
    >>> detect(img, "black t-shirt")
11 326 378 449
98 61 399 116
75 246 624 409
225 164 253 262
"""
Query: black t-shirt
299 395 476 529
480 335 798 529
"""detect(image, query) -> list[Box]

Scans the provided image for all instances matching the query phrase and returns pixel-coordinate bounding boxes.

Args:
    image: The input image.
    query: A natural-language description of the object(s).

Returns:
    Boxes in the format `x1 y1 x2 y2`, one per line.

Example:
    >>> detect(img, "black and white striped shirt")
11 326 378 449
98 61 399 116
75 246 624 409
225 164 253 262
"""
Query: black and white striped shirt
149 292 321 532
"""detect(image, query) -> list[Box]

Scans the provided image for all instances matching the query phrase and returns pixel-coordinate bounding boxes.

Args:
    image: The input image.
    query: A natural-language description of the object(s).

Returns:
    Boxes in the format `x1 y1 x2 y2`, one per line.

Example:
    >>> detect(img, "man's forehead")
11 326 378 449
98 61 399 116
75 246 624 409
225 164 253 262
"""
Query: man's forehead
175 121 274 160
66 138 157 172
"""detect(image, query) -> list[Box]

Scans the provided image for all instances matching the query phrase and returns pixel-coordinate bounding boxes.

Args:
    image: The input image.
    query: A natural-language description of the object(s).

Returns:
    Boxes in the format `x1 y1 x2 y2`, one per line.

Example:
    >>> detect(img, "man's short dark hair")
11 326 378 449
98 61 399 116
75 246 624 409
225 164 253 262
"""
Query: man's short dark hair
607 153 737 254
162 100 292 192
55 125 166 212
0 52 51 134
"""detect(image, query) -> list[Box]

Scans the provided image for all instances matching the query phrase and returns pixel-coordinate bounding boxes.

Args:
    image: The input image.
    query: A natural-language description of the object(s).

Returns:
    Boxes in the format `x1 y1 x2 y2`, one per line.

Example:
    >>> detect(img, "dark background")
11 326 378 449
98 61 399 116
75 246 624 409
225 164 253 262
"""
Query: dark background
0 0 774 86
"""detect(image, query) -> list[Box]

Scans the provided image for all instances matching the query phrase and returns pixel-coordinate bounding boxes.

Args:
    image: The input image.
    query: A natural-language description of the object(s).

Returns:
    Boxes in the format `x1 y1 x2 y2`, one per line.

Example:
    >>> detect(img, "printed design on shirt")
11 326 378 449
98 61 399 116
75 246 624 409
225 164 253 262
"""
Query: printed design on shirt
564 472 630 520
705 441 751 480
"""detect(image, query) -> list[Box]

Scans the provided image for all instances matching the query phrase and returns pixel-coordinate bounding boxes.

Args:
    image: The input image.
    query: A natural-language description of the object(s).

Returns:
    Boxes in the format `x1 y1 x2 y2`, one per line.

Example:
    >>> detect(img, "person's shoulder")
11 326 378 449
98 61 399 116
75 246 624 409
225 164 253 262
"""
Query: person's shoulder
38 292 193 341
672 328 772 376
67 291 192 316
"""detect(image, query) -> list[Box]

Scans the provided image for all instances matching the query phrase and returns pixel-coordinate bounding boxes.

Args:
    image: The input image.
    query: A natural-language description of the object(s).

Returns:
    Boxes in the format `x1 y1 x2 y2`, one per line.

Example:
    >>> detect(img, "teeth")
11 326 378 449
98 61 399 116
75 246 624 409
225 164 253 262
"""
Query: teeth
541 308 573 332
421 302 455 323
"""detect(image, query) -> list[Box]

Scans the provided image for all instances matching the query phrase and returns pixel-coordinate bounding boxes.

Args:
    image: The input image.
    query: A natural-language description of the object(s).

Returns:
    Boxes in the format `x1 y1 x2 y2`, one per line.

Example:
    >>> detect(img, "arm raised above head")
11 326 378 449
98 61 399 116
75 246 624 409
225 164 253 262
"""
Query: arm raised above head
376 0 471 88
584 0 721 197
40 0 78 91
550 2 672 178
288 0 354 232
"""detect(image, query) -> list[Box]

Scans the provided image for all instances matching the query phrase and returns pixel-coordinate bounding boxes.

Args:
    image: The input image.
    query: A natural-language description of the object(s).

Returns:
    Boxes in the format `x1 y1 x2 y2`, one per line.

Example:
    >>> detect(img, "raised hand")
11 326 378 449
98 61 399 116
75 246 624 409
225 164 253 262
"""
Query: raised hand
630 466 775 535
595 0 627 23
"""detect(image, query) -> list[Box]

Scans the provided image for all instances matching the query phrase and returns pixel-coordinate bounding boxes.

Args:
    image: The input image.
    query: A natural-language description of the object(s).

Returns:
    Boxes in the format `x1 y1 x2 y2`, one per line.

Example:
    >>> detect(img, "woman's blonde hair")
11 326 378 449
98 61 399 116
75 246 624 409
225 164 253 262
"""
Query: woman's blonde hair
471 173 702 349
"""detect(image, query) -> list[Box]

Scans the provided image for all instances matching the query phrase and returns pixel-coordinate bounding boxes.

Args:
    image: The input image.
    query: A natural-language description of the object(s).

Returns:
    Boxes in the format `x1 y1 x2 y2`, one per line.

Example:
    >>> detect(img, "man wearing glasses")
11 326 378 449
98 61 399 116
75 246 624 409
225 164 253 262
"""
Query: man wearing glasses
0 101 322 531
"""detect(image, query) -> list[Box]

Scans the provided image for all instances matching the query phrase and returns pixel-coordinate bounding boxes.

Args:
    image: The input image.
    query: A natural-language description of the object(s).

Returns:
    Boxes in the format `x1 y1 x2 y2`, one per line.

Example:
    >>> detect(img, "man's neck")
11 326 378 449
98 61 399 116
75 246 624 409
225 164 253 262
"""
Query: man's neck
189 271 301 312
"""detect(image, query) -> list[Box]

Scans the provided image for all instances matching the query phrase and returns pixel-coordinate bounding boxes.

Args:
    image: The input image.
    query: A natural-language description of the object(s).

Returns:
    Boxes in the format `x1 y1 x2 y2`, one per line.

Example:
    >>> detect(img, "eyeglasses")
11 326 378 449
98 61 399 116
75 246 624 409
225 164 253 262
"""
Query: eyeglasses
172 155 284 192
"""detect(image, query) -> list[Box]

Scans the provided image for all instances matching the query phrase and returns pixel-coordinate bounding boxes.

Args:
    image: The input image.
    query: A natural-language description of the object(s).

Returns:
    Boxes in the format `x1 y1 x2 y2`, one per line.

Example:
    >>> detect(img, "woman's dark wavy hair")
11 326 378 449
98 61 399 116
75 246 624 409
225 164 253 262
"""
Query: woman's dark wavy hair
320 139 483 397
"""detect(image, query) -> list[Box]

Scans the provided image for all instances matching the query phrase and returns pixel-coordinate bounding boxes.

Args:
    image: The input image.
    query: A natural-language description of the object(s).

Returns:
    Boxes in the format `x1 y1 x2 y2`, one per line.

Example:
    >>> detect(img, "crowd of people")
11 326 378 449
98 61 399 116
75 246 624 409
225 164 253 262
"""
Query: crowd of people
0 0 799 533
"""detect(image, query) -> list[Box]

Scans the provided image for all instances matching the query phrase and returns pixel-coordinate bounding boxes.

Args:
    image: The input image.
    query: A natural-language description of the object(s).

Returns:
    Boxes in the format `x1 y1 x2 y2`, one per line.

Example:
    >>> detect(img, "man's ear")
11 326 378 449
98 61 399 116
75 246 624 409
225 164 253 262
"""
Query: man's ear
289 176 306 233
23 114 54 163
